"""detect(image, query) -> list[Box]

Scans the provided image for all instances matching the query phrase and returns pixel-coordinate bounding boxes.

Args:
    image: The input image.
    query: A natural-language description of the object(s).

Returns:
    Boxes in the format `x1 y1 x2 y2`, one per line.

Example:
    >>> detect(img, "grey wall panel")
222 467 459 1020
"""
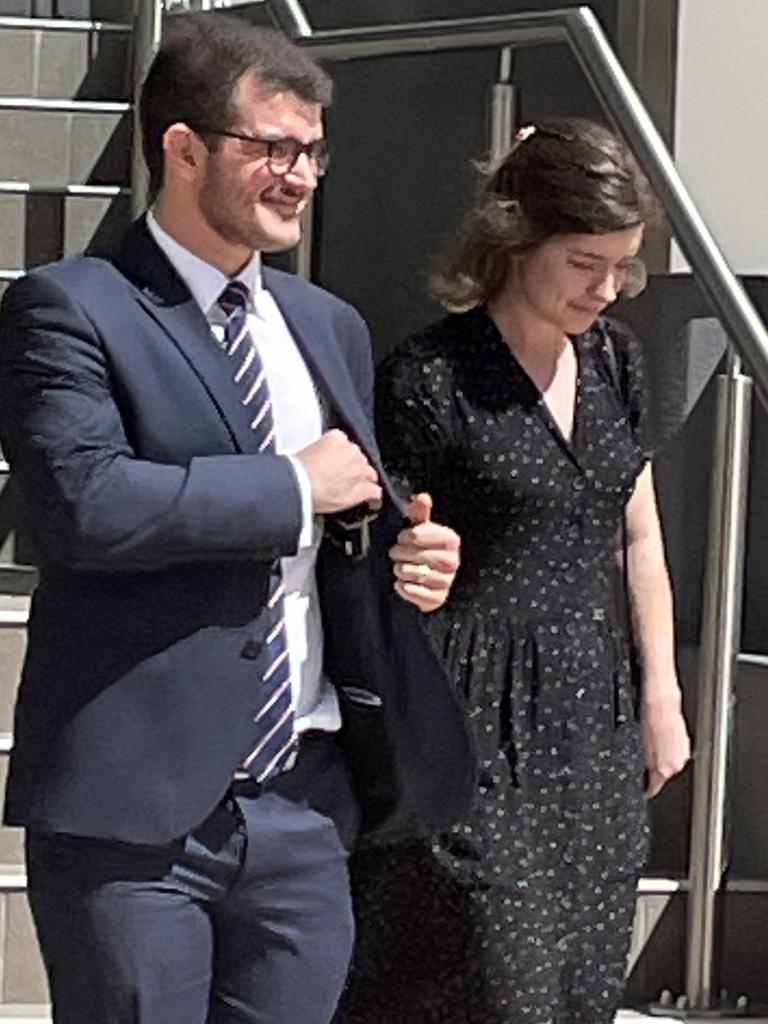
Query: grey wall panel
0 29 35 97
721 893 768 1006
0 110 129 188
727 662 768 879
2 893 48 1004
0 193 131 272
69 111 130 186
616 275 768 656
40 27 131 102
0 25 131 102
299 0 616 31
0 631 25 738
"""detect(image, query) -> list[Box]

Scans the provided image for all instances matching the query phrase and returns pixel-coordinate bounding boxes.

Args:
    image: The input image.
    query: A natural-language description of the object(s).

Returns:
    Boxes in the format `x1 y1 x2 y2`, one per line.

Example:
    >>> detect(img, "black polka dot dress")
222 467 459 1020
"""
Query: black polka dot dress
334 309 651 1024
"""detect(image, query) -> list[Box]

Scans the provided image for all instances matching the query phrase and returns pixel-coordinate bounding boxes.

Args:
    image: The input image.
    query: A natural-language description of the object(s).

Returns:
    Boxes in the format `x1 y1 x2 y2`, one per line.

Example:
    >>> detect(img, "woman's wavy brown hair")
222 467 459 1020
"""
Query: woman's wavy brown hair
431 117 659 312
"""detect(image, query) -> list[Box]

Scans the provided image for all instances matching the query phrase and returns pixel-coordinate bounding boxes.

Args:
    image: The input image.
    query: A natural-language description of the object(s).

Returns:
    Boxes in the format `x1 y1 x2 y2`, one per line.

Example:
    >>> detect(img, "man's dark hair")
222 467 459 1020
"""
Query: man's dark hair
139 12 333 202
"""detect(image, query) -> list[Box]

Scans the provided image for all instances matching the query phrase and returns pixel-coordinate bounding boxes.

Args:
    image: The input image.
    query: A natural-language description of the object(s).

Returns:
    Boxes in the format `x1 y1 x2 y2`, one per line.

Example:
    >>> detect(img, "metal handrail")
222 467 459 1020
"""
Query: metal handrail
267 0 312 38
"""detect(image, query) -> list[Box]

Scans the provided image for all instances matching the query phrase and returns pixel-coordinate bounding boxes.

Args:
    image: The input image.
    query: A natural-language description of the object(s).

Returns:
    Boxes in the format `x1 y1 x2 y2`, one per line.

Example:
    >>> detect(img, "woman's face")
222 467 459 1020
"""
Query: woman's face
513 224 645 335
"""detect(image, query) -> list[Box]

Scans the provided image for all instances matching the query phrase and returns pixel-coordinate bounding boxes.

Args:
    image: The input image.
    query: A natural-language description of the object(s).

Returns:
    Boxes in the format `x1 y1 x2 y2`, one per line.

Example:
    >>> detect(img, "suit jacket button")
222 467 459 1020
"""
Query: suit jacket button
241 639 262 661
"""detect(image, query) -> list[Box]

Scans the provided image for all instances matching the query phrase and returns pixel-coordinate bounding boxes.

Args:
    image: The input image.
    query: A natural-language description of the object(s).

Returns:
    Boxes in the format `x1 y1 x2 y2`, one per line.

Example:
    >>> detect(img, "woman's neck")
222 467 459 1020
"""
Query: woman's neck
487 292 567 359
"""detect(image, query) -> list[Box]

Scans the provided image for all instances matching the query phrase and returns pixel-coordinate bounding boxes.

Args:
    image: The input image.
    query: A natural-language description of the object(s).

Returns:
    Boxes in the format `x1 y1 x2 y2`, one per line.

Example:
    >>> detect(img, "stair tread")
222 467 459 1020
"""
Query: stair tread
0 1007 50 1021
0 15 128 30
0 595 30 616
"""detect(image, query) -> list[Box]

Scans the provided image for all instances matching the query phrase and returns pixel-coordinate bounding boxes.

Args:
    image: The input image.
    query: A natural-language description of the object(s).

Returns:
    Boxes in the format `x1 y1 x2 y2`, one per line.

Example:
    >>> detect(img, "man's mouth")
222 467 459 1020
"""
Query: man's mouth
261 194 306 219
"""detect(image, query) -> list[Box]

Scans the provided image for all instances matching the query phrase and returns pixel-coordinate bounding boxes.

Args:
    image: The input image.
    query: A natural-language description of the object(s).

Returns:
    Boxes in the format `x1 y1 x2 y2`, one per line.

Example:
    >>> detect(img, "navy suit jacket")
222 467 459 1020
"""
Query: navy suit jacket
0 220 474 845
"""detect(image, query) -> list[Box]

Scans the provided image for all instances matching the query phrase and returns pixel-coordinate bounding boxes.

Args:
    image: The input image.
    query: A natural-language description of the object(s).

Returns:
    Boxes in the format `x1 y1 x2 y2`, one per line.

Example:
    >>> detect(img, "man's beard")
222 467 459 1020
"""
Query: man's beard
199 172 261 251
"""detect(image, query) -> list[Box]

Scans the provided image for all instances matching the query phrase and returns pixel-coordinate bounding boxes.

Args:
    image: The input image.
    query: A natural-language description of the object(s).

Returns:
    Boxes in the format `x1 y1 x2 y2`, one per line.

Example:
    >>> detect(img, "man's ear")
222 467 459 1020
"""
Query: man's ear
163 122 205 183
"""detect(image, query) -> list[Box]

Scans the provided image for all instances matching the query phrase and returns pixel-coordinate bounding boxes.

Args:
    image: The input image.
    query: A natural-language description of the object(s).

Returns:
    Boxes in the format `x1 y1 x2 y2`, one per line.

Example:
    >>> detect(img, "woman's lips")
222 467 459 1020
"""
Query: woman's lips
569 302 604 315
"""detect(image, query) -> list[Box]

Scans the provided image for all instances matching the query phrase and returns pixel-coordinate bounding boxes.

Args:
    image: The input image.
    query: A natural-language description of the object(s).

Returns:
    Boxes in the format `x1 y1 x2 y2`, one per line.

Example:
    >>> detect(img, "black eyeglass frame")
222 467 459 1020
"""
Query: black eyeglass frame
190 125 330 176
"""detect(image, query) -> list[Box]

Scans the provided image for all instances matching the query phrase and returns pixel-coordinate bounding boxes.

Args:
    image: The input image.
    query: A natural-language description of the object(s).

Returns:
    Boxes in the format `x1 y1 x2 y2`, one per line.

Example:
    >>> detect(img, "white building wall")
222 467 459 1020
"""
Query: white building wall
672 0 768 274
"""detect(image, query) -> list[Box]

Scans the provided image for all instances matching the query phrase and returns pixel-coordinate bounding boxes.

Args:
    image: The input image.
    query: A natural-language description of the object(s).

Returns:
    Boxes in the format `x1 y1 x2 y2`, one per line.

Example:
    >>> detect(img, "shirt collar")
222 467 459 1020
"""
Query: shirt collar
146 210 263 317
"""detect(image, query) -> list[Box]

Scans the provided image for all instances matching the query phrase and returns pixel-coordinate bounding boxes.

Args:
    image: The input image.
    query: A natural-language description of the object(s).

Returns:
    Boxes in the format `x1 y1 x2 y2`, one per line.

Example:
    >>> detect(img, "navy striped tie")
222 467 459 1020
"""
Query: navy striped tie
219 280 297 781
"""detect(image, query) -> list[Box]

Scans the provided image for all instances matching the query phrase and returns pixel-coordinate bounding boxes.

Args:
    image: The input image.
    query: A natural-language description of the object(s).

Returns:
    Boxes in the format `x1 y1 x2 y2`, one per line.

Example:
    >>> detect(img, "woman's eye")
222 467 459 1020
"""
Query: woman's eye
568 260 595 271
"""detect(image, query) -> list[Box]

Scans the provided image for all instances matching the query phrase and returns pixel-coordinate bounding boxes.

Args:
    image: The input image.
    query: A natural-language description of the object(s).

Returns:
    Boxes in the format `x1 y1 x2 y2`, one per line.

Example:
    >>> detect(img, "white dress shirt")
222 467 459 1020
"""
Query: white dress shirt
147 212 341 733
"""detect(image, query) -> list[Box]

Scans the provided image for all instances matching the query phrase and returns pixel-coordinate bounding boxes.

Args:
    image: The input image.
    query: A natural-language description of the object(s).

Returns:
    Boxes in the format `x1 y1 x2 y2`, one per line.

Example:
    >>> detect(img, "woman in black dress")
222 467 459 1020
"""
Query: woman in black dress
334 119 691 1024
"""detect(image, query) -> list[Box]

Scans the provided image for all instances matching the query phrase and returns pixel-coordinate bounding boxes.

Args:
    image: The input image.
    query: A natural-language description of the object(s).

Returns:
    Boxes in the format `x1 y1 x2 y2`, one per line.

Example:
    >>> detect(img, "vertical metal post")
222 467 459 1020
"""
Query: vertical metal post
292 206 313 280
685 355 753 1012
131 0 164 216
268 2 315 276
489 46 515 162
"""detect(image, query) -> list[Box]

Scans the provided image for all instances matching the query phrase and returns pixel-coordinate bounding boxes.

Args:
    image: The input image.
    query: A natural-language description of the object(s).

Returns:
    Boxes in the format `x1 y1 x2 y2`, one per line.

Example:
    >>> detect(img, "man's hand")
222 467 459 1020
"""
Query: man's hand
641 692 691 797
390 493 460 613
297 430 383 514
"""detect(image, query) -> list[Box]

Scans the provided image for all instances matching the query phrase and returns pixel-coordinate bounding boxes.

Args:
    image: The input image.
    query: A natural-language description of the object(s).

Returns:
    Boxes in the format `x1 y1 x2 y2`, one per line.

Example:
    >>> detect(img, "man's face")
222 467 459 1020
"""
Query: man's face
196 72 323 254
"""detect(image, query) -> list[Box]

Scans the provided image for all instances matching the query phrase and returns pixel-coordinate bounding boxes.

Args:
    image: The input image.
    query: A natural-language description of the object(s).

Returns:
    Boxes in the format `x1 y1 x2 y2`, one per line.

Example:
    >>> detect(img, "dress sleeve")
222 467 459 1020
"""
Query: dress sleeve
374 337 456 495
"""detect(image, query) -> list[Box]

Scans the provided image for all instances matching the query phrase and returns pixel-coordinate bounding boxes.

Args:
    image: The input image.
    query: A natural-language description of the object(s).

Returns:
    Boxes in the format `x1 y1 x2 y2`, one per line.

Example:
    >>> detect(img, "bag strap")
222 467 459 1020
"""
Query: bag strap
600 329 635 650
598 322 629 407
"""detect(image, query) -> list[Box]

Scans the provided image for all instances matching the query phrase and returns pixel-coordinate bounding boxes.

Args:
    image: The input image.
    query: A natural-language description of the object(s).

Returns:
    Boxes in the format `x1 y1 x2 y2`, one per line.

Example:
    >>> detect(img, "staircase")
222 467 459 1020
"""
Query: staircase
0 12 133 1018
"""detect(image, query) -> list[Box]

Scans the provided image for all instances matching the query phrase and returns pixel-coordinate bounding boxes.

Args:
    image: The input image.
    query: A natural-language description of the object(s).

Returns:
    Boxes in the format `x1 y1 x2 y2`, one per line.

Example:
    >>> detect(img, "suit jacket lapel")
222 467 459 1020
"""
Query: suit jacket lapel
111 218 261 454
265 271 406 513
111 220 406 513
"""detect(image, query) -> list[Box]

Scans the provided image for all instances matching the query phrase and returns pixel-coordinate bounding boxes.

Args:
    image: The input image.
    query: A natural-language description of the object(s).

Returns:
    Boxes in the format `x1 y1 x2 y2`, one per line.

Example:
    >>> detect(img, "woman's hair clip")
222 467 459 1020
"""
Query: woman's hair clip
514 125 537 143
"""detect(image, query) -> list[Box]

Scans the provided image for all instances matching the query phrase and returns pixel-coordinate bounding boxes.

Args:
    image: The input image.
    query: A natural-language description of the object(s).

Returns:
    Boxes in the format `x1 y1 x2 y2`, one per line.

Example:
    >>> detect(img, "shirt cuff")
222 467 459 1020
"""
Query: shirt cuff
286 455 315 549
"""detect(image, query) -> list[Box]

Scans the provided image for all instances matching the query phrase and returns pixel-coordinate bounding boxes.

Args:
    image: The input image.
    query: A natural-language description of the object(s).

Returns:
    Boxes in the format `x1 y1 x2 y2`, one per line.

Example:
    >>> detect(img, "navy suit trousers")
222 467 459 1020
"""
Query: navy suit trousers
26 734 359 1024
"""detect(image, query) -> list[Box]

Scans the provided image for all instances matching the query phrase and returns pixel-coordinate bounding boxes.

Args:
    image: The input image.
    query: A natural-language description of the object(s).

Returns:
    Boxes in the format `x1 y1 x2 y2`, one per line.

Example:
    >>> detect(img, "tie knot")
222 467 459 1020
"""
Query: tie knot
219 280 250 317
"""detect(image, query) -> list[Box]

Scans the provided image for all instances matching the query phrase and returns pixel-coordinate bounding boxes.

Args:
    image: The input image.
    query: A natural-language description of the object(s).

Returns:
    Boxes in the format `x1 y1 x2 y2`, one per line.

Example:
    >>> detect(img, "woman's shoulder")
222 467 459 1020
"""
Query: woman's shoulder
378 309 485 388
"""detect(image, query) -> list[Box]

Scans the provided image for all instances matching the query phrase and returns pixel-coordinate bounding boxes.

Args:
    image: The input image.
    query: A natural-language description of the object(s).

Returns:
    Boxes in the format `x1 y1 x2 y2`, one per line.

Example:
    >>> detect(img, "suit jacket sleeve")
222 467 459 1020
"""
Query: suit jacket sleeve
0 271 303 571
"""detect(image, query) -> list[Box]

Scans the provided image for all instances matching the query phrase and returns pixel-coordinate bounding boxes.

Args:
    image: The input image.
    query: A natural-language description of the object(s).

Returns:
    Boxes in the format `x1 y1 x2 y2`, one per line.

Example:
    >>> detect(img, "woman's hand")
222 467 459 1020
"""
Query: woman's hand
389 493 461 613
641 692 691 797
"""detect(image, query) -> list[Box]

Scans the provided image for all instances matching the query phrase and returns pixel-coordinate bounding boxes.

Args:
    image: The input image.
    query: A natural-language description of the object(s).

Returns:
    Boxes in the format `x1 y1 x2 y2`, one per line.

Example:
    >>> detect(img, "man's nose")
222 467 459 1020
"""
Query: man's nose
285 150 319 186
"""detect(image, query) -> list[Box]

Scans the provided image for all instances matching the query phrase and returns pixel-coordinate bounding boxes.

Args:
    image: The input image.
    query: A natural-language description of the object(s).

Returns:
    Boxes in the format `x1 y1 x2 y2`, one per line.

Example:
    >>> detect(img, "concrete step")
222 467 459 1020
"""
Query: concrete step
0 185 130 270
618 1017 768 1023
0 17 130 101
0 1005 759 1022
0 473 37 569
0 100 129 187
0 885 48 1006
0 270 22 303
0 0 131 18
0 1007 50 1022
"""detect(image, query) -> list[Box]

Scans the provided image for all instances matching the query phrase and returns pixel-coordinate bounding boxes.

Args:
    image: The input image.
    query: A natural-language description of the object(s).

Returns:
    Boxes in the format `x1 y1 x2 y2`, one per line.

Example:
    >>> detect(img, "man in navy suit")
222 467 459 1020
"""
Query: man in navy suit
0 13 474 1024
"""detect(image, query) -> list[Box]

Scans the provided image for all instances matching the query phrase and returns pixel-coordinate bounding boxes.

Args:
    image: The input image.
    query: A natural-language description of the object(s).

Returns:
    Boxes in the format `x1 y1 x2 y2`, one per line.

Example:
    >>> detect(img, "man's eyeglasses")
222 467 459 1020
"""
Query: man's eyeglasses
192 126 330 177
